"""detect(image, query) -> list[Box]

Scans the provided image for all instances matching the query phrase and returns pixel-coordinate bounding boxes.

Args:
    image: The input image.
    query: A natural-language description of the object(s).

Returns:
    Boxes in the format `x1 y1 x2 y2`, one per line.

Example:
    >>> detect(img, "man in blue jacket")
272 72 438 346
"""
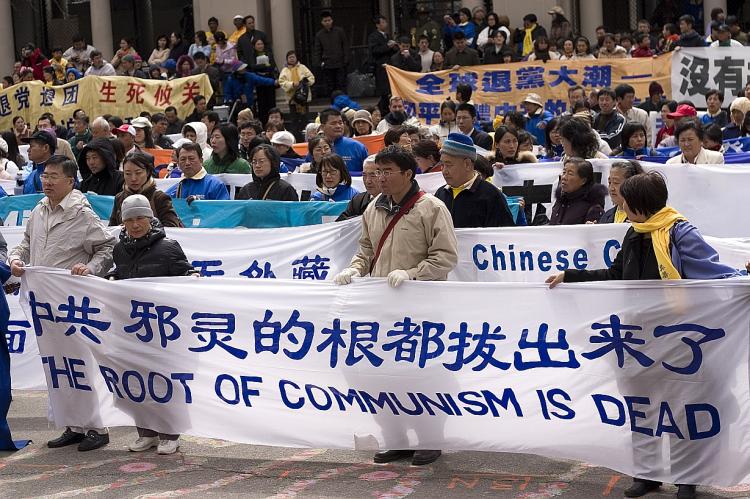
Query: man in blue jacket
223 62 276 110
23 131 56 194
319 108 368 172
166 142 230 201
522 93 553 147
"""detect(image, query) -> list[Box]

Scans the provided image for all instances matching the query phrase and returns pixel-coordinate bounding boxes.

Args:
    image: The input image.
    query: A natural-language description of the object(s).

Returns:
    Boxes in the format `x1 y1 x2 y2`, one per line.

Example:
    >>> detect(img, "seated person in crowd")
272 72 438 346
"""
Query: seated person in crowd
383 126 413 149
412 140 443 174
666 120 724 165
549 157 606 225
614 122 662 158
182 121 213 160
336 155 381 221
310 153 360 202
435 133 515 228
236 144 298 201
455 103 493 151
109 151 183 227
79 138 124 196
204 124 251 174
298 136 332 174
166 142 230 201
492 125 537 167
270 131 301 159
599 160 644 223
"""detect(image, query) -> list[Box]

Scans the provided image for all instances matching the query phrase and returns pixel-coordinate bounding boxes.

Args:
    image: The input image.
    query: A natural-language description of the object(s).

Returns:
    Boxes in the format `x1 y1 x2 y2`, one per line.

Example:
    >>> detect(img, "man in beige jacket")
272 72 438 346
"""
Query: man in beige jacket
334 144 457 466
9 156 115 452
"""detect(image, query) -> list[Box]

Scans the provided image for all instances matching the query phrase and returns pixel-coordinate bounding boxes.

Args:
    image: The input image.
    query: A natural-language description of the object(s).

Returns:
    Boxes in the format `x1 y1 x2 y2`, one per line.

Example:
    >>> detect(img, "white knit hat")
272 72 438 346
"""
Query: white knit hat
121 194 153 221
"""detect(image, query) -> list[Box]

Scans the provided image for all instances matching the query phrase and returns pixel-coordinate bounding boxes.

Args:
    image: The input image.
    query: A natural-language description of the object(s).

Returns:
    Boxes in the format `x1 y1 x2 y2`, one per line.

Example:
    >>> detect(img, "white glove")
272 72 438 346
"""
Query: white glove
334 268 359 285
387 269 410 288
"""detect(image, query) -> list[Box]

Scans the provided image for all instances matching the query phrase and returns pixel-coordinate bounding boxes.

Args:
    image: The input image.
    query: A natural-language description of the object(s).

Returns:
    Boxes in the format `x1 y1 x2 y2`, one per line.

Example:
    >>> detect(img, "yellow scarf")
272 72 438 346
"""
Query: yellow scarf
290 65 300 85
523 25 536 56
451 173 477 198
631 206 686 280
614 207 627 223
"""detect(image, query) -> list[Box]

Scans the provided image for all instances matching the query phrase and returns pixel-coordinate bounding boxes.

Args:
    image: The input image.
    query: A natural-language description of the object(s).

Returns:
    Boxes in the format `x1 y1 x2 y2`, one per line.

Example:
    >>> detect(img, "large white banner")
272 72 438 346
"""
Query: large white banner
19 268 750 486
8 222 750 390
494 160 750 238
671 47 748 108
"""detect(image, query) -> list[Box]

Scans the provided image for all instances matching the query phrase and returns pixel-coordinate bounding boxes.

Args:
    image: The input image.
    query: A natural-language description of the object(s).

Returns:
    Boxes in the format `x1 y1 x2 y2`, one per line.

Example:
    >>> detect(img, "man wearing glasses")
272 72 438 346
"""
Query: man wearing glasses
9 155 115 453
334 145 457 466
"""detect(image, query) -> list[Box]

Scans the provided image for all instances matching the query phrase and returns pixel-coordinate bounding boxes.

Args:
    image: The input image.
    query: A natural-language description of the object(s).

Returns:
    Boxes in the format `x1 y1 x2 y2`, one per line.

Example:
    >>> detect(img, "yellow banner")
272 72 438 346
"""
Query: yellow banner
0 74 213 131
386 54 672 125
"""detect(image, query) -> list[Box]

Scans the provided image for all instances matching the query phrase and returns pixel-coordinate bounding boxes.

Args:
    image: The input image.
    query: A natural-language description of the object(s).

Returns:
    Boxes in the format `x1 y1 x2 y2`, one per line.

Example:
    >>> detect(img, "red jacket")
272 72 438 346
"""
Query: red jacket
22 48 50 81
631 46 654 58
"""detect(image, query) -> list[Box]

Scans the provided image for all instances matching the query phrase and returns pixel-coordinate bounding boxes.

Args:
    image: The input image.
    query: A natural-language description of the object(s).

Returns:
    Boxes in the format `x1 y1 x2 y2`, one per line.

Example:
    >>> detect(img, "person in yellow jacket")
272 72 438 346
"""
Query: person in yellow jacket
278 50 315 114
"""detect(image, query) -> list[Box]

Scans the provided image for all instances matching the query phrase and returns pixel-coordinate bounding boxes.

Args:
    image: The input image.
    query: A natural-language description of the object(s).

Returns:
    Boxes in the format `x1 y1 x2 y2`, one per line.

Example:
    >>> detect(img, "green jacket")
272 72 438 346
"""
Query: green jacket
203 153 251 174
68 129 93 160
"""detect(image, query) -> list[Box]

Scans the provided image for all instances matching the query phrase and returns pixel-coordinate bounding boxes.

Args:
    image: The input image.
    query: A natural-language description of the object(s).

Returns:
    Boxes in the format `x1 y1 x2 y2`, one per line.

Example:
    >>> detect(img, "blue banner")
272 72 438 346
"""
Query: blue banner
0 195 349 228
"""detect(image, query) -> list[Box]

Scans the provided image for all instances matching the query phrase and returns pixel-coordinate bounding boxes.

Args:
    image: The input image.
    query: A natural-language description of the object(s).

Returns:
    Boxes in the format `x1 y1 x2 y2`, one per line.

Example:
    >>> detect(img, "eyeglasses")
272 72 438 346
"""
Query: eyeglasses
374 169 403 178
40 174 69 181
251 159 268 166
321 169 339 177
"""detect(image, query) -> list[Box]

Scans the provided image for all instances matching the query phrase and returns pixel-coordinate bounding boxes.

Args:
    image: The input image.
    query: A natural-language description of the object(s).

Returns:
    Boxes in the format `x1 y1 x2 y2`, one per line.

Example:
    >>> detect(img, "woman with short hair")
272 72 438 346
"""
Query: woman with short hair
310 154 359 202
549 157 606 225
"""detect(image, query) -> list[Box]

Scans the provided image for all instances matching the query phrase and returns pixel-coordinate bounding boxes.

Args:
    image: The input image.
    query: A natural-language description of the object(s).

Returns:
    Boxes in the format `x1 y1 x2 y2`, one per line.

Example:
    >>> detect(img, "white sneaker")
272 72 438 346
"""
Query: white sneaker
157 439 179 455
128 436 158 452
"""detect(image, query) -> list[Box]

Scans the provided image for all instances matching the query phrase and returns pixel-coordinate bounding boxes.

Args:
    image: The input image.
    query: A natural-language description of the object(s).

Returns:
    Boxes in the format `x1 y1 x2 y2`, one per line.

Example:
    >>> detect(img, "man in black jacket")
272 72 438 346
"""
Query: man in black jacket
455 103 493 151
434 133 514 228
336 155 381 221
675 14 707 47
314 10 349 94
389 36 421 72
237 15 268 63
368 15 398 114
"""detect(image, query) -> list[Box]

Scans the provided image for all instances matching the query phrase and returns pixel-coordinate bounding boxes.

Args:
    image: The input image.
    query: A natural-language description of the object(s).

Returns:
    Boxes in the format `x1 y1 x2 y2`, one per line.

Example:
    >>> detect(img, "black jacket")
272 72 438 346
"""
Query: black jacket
314 26 349 69
237 29 268 63
236 163 298 201
469 129 493 151
79 138 125 196
389 50 420 72
675 30 706 48
368 30 397 95
483 45 511 64
336 191 374 221
434 176 515 228
599 206 617 224
107 219 196 280
565 227 659 282
549 183 607 225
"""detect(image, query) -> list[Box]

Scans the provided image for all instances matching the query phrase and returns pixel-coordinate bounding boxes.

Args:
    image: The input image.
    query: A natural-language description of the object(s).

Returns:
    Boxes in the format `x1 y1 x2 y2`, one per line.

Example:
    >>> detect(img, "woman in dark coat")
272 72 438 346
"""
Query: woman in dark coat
546 172 743 499
106 194 196 455
549 157 606 225
247 38 279 125
109 151 184 227
236 144 298 201
79 138 124 196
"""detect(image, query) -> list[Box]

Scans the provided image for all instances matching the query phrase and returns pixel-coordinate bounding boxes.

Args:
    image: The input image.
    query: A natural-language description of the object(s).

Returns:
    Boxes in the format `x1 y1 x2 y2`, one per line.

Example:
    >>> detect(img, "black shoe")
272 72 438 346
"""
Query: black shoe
624 478 662 497
77 431 109 452
412 450 442 466
676 485 697 499
47 428 85 448
373 449 415 463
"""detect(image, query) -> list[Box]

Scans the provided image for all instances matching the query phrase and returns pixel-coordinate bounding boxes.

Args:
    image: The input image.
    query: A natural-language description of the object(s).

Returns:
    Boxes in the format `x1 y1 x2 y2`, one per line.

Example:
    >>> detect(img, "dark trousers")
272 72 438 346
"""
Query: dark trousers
323 67 347 94
256 86 277 126
137 426 179 441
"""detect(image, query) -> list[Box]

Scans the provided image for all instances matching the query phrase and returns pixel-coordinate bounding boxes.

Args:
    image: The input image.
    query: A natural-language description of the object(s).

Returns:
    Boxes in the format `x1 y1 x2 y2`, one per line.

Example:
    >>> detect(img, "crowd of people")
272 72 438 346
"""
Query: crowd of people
2 6 749 499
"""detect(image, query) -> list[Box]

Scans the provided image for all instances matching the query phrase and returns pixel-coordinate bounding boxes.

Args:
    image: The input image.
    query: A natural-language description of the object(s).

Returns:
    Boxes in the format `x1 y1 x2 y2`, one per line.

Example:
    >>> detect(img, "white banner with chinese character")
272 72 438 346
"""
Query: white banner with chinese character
670 47 749 108
7 218 750 390
18 268 750 486
494 160 750 238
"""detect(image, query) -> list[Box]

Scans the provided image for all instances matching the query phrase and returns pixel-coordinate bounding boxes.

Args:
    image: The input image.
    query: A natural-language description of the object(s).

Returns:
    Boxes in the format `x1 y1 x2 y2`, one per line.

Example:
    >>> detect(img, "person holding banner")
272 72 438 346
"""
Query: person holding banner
665 121 723 165
546 171 742 499
334 145 457 466
9 156 115 452
598 160 644 223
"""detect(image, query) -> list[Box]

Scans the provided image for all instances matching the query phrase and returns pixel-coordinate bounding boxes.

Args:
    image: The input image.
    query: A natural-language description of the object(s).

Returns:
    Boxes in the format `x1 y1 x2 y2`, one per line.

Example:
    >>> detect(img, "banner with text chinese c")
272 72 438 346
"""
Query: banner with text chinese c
0 74 213 132
19 268 750 486
386 55 672 125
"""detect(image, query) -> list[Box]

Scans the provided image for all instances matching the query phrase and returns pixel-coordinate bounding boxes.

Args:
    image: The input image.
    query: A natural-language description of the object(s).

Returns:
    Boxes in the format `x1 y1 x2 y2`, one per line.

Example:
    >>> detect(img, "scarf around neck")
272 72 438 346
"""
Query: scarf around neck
631 206 686 279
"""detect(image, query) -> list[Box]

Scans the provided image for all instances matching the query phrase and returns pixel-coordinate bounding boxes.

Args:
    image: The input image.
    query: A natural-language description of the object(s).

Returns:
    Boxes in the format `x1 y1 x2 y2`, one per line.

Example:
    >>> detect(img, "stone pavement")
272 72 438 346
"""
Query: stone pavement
1 390 748 498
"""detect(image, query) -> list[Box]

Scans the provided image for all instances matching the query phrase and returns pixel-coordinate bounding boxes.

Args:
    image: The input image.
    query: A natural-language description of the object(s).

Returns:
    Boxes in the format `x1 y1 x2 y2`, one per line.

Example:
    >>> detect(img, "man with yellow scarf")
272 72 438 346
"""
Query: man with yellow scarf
546 171 743 499
518 14 548 58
